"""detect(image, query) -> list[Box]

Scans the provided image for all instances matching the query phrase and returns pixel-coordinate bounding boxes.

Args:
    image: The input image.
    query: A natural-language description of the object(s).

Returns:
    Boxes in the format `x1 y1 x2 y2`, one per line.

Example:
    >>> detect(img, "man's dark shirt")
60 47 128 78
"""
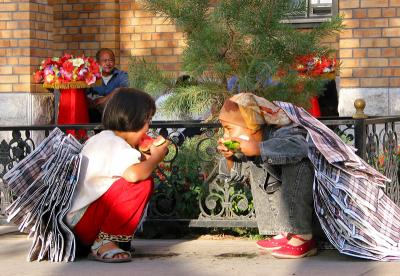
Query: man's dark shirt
87 68 128 122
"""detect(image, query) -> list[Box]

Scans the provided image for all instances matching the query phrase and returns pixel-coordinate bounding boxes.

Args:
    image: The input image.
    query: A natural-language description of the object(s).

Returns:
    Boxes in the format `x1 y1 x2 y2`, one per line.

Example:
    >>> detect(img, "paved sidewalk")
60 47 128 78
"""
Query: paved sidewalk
1 226 399 276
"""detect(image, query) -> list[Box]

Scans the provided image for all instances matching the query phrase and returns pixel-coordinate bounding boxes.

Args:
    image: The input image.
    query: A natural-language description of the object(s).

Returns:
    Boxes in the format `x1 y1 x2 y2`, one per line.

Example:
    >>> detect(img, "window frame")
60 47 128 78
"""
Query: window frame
283 0 338 29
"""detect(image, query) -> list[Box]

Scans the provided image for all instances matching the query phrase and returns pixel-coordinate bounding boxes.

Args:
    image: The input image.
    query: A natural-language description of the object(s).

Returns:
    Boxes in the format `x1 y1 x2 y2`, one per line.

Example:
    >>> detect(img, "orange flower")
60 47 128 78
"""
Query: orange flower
378 155 385 168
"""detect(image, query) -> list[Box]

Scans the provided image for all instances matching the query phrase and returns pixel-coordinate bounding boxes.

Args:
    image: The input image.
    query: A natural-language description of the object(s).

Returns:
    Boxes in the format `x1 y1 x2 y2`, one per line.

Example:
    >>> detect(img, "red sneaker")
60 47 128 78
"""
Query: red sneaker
270 236 317 259
256 234 290 251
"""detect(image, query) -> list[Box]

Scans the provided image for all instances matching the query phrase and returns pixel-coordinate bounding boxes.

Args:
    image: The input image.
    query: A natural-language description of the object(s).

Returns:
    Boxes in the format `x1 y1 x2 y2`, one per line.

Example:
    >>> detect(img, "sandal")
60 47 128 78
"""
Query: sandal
88 239 132 263
119 241 135 254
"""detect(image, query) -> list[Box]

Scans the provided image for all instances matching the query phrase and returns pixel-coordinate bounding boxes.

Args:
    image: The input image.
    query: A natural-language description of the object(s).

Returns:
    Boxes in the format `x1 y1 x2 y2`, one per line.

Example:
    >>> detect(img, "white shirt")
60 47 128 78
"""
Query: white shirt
102 74 113 85
69 130 141 214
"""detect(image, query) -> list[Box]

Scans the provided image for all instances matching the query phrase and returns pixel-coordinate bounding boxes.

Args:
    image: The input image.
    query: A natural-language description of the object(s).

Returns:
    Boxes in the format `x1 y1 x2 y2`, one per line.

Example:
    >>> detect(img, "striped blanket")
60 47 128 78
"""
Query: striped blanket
276 101 400 261
3 128 82 262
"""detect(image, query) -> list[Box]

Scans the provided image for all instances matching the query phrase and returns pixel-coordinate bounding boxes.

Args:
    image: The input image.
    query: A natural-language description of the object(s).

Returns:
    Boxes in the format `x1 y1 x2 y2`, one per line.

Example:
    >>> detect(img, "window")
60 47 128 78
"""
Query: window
284 0 337 27
309 0 334 17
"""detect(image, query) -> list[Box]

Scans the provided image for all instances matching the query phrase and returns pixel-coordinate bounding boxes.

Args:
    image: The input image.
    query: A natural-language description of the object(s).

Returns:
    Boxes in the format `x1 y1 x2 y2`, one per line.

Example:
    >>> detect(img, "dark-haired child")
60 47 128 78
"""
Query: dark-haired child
217 93 316 259
66 88 169 263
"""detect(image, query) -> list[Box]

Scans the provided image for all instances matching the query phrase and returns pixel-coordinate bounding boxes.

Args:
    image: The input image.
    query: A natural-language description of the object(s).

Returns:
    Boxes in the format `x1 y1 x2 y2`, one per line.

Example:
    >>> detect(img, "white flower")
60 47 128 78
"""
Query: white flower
71 58 85 67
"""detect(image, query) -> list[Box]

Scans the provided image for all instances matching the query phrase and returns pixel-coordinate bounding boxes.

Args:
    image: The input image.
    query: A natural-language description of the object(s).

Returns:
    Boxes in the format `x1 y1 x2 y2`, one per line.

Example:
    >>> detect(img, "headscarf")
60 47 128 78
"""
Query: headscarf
218 93 291 130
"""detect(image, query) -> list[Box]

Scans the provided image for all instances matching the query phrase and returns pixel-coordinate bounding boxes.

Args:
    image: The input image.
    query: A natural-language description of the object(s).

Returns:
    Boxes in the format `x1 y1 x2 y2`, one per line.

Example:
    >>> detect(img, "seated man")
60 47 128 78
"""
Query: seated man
87 48 129 122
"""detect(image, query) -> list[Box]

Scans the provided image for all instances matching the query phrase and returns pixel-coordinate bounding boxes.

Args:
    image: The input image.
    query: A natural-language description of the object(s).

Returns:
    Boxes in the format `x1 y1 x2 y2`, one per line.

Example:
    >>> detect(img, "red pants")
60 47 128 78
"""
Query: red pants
73 177 154 246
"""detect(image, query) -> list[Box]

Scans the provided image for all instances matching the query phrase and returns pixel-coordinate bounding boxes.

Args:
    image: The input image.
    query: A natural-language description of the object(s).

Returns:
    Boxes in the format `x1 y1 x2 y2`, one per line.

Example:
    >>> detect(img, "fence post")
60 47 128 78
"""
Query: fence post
354 119 367 160
353 99 368 160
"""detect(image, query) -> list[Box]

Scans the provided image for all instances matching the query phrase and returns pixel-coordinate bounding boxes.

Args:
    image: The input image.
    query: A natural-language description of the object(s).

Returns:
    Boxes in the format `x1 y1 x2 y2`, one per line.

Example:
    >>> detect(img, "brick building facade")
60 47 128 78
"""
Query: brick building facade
0 0 399 125
338 0 400 116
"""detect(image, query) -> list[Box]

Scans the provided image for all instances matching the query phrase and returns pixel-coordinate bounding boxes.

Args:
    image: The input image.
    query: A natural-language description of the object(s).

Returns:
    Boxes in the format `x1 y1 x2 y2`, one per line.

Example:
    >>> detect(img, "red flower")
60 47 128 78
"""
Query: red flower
62 61 74 73
294 53 338 78
84 71 96 85
90 62 100 75
33 70 43 83
60 53 72 63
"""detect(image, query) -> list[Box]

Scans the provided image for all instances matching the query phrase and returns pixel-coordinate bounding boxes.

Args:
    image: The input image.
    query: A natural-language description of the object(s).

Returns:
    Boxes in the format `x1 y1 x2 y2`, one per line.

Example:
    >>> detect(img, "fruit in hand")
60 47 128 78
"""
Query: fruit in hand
223 140 240 151
153 136 167 147
139 134 154 153
139 134 166 154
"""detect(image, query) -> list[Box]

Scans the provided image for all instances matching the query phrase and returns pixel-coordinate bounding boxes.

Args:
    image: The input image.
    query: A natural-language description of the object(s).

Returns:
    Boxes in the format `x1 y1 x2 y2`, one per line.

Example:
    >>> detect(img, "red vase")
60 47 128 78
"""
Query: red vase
57 88 89 139
308 96 321 118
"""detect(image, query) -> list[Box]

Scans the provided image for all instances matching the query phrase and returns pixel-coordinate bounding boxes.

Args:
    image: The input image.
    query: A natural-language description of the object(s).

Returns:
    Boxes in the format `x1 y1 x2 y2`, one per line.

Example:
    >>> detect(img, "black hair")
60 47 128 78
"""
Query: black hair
102 88 156 132
96 48 115 61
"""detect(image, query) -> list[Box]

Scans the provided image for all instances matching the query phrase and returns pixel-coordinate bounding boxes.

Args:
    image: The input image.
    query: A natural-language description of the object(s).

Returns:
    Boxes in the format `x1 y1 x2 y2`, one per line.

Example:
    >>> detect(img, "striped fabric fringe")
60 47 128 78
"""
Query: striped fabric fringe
276 101 400 261
3 128 82 262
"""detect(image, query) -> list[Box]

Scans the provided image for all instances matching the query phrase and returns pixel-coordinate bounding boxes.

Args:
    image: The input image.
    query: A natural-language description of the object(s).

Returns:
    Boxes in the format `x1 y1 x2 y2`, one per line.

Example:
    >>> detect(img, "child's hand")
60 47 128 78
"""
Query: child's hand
217 138 234 159
230 136 260 157
140 152 151 161
149 139 170 163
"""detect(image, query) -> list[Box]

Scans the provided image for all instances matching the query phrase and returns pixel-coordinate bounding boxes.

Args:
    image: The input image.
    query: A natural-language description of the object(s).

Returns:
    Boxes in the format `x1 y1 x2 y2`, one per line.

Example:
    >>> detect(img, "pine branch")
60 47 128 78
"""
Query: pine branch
128 57 173 98
141 0 209 34
139 0 343 116
160 82 229 118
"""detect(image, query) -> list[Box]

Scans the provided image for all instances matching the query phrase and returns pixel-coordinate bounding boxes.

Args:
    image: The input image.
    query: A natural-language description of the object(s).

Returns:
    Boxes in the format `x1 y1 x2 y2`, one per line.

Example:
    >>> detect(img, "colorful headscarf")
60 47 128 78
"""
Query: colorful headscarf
218 93 291 130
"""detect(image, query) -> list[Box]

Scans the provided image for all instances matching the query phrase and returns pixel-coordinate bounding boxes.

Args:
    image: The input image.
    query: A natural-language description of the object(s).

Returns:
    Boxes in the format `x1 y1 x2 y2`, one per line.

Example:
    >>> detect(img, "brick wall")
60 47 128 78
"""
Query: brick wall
321 34 340 58
0 1 53 93
50 0 120 59
119 0 184 76
49 0 184 77
0 1 341 94
2 1 399 97
339 0 400 88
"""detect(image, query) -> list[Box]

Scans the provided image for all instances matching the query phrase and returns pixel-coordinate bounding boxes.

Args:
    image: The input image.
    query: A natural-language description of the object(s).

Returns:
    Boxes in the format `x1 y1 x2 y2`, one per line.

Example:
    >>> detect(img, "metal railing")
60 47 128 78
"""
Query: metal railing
1 115 400 227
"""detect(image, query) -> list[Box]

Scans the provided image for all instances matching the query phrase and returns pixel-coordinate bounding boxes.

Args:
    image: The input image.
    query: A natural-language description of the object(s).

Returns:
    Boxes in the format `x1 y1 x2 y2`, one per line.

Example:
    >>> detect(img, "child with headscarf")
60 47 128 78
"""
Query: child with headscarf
217 93 316 258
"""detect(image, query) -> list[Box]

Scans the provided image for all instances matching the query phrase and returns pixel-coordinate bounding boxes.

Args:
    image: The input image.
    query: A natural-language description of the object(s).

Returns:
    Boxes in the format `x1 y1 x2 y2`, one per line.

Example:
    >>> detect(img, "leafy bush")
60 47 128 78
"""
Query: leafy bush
151 133 218 218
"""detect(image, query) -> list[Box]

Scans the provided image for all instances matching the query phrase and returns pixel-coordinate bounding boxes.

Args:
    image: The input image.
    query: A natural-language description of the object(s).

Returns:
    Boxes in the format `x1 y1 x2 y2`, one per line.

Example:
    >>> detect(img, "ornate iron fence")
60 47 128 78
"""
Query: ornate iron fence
1 116 400 227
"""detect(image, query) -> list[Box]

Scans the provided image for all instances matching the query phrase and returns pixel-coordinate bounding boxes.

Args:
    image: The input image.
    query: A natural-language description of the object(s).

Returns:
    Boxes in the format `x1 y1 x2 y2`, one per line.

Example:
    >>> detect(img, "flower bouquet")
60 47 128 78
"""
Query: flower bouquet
33 54 103 139
294 53 339 80
286 54 339 117
33 54 102 89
